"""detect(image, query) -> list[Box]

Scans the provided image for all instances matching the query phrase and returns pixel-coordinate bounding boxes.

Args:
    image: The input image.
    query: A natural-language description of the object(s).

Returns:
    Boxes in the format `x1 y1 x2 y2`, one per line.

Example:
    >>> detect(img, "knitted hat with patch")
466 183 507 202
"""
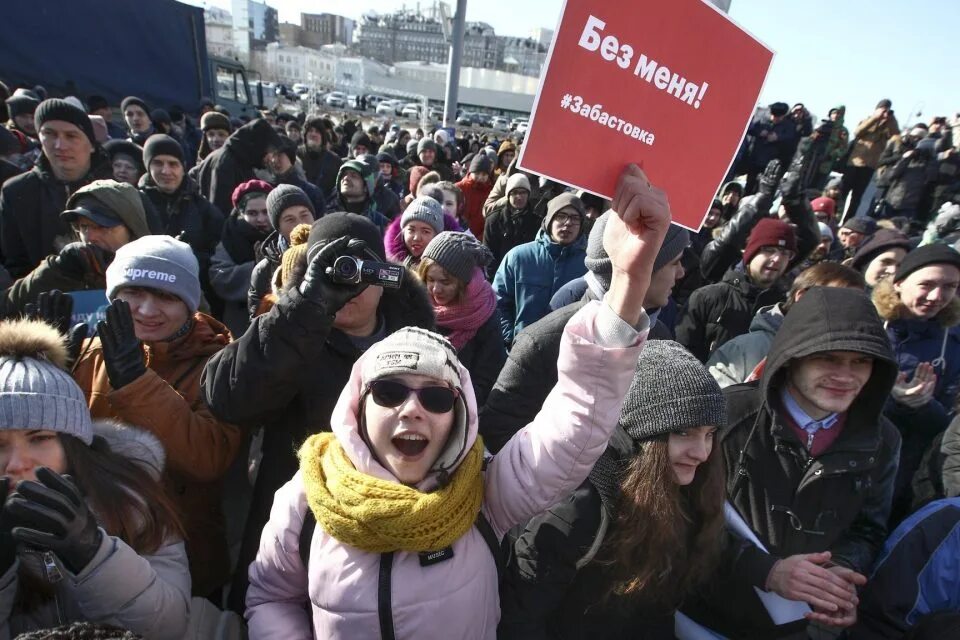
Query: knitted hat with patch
743 218 797 265
106 235 201 313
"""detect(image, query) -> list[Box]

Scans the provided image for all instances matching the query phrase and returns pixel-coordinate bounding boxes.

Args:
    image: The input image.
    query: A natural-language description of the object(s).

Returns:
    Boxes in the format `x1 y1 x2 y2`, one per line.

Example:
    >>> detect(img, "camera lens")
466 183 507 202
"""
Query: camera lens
333 256 359 280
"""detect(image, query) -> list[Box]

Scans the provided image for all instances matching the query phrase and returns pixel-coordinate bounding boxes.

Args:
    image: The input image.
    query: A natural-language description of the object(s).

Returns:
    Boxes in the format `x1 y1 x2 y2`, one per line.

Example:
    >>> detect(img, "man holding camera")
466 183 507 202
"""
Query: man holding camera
202 212 435 611
843 100 900 219
874 124 939 221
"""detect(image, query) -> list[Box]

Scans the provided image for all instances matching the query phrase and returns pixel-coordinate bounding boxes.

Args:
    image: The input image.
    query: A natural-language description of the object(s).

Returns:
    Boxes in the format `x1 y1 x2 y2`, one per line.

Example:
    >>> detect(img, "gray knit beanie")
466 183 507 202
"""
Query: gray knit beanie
106 235 201 313
417 138 438 156
585 213 690 290
401 196 444 234
422 232 493 283
266 184 316 231
0 319 93 444
618 340 726 442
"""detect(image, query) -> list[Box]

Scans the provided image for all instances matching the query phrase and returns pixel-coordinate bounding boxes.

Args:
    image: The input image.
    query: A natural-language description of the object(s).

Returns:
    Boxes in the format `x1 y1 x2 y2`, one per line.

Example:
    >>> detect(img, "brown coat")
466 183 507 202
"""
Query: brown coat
848 112 901 169
72 313 242 596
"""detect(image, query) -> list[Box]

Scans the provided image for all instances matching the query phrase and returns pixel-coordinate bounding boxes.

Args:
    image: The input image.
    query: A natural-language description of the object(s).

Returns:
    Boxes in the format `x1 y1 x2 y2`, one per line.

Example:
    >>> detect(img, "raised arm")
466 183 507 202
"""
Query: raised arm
483 164 670 535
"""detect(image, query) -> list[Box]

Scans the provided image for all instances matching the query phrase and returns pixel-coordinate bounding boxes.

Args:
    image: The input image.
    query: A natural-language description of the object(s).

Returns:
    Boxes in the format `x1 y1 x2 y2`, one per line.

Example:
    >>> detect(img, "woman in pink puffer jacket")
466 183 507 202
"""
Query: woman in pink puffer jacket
244 164 671 640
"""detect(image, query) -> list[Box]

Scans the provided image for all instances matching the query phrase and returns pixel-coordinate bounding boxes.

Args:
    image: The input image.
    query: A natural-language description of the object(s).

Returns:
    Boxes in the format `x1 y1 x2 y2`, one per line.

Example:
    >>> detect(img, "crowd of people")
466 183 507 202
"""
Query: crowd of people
0 79 959 640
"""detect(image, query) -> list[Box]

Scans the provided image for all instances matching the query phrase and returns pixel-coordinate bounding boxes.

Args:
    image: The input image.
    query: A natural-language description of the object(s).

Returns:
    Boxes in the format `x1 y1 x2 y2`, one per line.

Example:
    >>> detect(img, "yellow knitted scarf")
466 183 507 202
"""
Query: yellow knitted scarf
298 432 485 553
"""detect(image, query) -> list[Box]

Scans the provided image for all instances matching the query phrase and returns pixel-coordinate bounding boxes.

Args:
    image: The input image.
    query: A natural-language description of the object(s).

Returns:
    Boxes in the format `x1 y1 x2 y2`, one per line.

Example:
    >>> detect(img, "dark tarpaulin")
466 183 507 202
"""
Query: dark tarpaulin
0 0 209 111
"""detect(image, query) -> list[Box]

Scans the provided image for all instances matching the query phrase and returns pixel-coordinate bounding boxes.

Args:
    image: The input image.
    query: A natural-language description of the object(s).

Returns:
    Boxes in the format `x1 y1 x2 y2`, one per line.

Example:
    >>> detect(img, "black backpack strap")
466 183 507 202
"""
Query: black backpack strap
298 508 316 568
378 552 396 640
474 510 503 583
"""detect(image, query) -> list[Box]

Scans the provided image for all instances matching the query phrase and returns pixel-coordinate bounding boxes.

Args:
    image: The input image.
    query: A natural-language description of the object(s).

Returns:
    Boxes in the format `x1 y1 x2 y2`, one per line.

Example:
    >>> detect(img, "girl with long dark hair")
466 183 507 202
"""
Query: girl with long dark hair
499 340 727 639
0 319 189 639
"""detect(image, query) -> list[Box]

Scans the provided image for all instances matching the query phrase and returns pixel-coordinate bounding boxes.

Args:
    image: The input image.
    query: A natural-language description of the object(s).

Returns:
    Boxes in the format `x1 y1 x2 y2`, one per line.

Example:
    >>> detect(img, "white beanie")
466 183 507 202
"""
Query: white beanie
106 236 201 313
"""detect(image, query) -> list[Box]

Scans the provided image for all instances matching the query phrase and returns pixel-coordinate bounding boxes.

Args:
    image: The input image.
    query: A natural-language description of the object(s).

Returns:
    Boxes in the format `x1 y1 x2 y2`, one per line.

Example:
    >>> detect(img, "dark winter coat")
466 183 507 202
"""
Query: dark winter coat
209 214 270 338
482 201 542 277
247 231 283 320
139 174 225 301
480 299 670 454
675 268 786 363
195 119 281 217
685 287 900 637
298 145 342 198
0 151 112 278
876 140 938 212
498 428 676 640
273 167 328 215
439 311 505 408
700 195 819 285
202 275 435 610
746 116 799 171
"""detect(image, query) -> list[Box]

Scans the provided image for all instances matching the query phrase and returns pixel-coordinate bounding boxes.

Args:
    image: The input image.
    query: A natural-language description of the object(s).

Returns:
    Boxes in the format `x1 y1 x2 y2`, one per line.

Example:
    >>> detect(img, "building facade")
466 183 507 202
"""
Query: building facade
301 13 355 48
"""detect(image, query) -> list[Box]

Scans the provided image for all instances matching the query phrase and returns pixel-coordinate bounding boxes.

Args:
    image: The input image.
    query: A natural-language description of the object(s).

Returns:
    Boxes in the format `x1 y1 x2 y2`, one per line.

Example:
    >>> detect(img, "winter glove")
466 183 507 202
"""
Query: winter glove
24 290 88 365
54 243 111 280
7 468 103 574
298 235 369 317
97 299 146 389
0 478 16 573
891 363 937 409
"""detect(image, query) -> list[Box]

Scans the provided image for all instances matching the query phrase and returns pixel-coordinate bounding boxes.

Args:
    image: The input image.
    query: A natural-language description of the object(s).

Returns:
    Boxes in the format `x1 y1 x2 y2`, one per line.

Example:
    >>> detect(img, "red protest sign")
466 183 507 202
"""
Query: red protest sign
518 0 774 231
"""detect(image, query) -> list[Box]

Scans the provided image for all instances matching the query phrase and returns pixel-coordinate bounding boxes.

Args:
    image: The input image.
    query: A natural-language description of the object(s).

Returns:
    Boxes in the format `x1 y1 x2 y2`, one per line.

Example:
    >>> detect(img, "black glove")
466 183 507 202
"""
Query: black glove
97 299 146 389
7 468 102 574
54 243 111 280
24 290 89 366
779 147 809 205
757 159 783 201
0 478 16 573
298 235 369 316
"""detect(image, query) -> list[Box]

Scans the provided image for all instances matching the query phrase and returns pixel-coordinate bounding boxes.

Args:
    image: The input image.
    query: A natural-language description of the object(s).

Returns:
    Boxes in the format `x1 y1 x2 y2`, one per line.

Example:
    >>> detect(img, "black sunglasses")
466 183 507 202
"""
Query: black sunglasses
368 379 457 414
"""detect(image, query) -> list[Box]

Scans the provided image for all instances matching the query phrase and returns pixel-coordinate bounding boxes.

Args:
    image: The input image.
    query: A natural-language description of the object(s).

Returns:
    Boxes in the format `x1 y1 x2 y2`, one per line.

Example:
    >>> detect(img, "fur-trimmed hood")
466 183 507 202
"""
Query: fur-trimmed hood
93 420 165 479
0 318 70 368
872 279 960 327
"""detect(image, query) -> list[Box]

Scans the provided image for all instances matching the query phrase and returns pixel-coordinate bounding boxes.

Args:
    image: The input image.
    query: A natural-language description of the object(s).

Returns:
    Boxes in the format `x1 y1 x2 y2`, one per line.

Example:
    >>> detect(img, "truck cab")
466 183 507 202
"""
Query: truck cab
210 56 262 117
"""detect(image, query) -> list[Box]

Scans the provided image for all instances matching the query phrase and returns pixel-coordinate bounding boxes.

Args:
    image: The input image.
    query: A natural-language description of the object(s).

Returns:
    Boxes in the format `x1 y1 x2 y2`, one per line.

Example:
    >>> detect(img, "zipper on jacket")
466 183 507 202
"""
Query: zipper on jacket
43 551 63 583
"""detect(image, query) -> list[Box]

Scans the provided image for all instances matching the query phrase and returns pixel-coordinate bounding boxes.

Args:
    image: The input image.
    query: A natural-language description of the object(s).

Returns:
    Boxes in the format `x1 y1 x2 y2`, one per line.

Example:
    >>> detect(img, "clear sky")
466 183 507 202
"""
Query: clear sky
189 0 959 126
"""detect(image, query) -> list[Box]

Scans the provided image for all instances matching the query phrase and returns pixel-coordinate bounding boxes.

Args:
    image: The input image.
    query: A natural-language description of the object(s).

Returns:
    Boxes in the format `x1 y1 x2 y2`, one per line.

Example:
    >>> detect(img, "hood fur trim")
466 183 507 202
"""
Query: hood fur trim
93 420 166 479
0 319 69 369
872 279 960 327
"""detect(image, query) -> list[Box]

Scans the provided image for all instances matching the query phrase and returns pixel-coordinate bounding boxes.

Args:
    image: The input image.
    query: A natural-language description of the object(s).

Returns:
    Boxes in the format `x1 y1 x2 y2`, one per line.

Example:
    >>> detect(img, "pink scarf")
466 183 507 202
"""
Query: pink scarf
433 268 497 350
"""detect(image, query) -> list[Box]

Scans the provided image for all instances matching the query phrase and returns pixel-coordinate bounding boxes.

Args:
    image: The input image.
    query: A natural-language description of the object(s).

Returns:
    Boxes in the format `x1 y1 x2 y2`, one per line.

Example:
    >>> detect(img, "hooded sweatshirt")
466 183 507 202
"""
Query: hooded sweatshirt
329 161 390 233
244 301 648 639
693 288 901 636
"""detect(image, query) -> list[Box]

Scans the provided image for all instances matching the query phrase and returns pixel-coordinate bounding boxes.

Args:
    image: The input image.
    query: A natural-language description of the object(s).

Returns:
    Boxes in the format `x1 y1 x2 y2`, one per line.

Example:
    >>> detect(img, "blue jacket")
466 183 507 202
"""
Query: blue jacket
493 229 587 345
874 288 960 440
851 498 960 639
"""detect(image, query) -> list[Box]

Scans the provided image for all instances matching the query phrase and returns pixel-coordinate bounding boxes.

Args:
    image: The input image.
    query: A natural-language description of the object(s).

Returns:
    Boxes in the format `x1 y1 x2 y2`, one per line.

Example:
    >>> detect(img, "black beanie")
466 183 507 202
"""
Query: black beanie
121 96 150 114
143 134 184 167
266 184 315 231
149 108 171 126
33 99 96 146
86 95 109 113
7 94 40 118
350 131 372 152
307 212 386 262
276 135 298 164
894 244 960 283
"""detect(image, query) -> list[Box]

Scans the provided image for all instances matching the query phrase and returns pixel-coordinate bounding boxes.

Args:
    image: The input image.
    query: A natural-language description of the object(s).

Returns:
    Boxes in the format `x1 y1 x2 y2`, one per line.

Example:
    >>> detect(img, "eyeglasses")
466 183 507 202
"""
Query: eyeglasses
553 212 582 227
71 221 103 235
368 379 458 414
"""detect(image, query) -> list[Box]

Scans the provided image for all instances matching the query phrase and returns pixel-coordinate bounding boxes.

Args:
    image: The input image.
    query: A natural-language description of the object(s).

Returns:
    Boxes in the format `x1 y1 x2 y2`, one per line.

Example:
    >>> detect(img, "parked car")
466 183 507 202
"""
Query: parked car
491 116 509 130
428 107 445 121
324 91 348 108
366 95 387 108
456 112 476 126
292 83 310 96
401 103 422 119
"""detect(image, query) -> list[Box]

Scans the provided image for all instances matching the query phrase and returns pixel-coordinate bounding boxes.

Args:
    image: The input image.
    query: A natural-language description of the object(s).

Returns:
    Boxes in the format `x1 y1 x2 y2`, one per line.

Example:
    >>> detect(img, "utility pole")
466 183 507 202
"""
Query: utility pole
442 0 466 127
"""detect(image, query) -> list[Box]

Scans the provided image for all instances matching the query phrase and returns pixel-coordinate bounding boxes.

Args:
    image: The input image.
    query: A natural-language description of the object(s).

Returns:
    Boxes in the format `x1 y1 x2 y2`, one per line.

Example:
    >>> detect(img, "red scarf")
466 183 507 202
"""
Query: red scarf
433 268 496 350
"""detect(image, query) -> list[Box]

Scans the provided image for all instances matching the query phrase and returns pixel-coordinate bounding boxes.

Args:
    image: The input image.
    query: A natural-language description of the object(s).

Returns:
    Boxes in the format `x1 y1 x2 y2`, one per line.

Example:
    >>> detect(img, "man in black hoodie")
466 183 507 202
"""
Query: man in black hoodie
685 287 901 637
194 118 283 217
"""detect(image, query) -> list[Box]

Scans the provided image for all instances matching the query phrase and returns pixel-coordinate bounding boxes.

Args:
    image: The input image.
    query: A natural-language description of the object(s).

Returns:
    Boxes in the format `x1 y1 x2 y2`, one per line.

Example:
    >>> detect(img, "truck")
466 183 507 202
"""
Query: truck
0 0 264 117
